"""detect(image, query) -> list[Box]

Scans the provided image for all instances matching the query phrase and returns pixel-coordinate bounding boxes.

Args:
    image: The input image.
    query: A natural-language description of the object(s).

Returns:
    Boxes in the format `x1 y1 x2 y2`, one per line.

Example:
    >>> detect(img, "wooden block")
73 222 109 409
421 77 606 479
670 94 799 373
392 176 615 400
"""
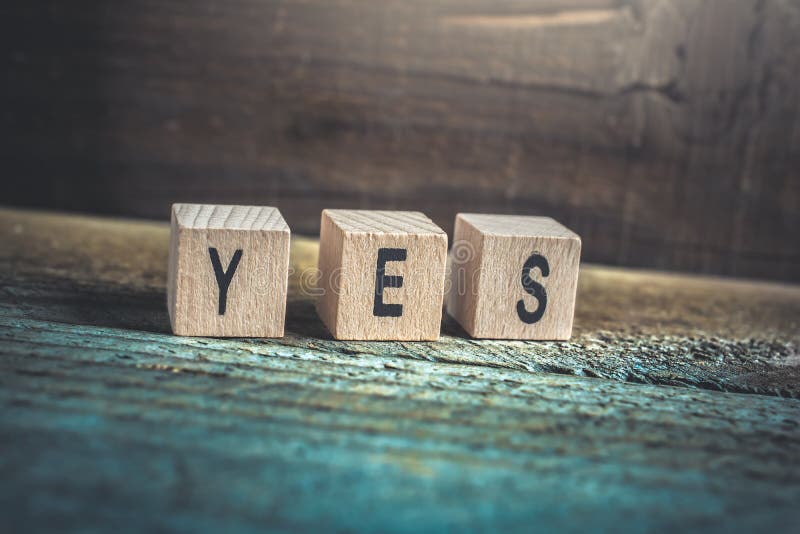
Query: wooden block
316 209 448 340
167 204 290 337
446 214 581 340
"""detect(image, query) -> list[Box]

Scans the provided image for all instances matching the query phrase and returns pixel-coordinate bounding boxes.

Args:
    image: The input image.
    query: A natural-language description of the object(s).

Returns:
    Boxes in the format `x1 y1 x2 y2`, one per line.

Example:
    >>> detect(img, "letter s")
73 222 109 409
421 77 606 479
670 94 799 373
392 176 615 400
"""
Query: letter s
516 253 548 324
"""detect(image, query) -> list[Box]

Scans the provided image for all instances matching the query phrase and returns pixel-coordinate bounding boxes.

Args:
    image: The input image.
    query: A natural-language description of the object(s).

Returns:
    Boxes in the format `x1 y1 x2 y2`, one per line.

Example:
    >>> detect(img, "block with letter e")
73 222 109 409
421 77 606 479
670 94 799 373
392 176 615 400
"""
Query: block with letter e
316 209 448 340
446 214 581 340
167 203 290 337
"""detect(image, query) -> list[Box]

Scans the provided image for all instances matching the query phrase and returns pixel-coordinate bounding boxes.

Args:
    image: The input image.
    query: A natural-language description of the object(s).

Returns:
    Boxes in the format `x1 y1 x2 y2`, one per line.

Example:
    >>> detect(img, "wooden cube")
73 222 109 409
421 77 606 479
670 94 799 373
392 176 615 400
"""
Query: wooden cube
316 209 448 340
446 214 581 340
167 203 290 337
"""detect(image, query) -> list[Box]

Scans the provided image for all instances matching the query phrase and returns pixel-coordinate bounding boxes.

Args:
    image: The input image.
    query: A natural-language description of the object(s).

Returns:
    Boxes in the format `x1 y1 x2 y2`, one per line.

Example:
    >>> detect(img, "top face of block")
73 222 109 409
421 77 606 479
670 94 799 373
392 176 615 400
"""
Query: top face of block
456 213 579 239
173 204 289 232
323 209 445 236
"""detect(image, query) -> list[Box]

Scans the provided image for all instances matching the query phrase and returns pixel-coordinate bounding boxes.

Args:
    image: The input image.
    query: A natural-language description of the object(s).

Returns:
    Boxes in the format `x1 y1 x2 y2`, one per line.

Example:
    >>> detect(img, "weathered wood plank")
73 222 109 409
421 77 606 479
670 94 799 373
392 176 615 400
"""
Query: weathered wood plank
3 0 800 280
2 208 798 396
2 312 800 531
1 208 800 530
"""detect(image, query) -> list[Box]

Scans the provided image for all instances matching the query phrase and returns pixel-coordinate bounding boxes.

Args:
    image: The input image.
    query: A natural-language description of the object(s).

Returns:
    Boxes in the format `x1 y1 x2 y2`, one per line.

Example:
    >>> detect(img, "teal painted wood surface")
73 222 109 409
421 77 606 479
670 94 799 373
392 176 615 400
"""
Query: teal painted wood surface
1 209 799 532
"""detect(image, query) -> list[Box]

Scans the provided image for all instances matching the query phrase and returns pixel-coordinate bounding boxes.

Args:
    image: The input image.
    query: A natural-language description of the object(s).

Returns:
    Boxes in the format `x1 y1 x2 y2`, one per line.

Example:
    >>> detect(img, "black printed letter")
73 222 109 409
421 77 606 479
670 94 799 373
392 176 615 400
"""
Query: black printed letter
373 248 406 317
516 253 548 324
209 247 243 315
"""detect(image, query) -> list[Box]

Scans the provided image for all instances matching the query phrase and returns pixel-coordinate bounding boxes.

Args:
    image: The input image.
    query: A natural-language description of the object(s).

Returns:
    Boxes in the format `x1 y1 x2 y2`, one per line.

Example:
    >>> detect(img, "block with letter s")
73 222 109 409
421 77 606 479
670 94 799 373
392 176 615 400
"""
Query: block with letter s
446 213 581 340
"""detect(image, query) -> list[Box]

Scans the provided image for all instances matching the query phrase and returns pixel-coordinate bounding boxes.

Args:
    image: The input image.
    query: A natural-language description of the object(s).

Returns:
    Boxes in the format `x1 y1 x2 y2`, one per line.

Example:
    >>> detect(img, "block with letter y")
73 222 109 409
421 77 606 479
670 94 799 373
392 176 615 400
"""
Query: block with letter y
316 209 448 340
167 203 290 337
446 213 581 340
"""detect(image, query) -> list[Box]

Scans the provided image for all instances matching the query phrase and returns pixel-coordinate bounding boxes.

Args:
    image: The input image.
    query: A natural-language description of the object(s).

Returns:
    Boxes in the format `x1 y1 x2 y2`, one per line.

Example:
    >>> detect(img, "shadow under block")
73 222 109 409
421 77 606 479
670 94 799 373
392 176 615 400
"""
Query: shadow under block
167 204 290 337
316 209 448 341
446 214 581 340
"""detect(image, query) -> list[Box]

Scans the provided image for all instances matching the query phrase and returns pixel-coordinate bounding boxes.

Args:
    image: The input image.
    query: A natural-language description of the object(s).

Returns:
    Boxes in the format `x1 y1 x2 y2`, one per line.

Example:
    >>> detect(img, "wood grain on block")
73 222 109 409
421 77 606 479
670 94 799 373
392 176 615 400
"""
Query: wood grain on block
447 214 581 340
167 203 290 337
316 209 448 340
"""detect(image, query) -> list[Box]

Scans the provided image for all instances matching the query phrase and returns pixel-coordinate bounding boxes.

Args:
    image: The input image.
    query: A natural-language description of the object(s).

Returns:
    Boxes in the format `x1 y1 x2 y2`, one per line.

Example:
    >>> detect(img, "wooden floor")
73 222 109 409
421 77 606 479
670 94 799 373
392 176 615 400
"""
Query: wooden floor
1 208 799 531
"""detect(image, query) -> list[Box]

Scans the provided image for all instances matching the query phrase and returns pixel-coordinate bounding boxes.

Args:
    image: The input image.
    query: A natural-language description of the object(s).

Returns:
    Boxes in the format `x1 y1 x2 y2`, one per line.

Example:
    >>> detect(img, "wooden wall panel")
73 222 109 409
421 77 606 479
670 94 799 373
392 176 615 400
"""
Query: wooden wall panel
2 0 799 280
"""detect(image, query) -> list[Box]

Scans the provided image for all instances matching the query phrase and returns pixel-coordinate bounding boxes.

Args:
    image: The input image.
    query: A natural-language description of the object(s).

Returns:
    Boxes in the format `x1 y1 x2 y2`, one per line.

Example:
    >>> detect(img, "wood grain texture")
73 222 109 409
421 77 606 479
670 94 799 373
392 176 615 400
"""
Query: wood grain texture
1 209 800 531
447 214 581 339
168 204 290 337
2 208 799 395
3 0 799 282
316 210 448 340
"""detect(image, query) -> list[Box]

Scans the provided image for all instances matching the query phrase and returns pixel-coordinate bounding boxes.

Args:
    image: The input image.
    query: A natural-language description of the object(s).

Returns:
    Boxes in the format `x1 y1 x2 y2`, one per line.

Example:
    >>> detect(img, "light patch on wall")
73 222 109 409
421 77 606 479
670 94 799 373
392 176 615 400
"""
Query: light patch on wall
442 9 618 29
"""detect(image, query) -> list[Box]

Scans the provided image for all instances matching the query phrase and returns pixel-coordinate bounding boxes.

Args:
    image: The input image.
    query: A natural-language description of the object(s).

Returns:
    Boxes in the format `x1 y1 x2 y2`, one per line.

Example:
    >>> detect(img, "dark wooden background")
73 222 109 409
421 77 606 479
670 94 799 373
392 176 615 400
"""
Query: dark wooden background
2 0 799 281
